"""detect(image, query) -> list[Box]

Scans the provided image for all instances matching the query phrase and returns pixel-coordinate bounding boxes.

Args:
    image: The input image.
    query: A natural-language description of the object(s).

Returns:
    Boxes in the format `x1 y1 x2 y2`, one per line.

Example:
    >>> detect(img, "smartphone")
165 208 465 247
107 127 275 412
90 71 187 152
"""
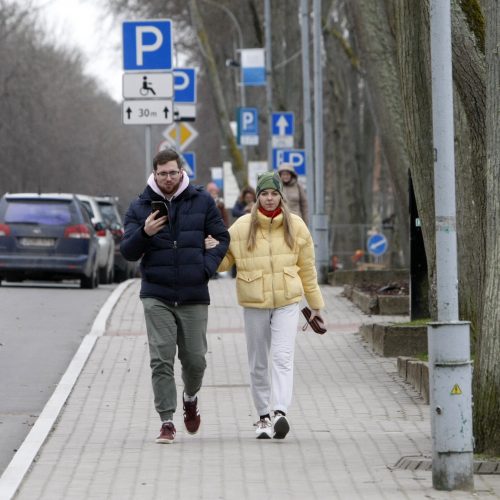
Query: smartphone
151 201 169 220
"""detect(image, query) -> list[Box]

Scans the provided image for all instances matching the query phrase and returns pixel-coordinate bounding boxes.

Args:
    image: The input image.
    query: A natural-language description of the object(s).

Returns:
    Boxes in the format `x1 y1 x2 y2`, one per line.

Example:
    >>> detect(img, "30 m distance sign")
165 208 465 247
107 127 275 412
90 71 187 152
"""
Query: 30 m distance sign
122 99 173 125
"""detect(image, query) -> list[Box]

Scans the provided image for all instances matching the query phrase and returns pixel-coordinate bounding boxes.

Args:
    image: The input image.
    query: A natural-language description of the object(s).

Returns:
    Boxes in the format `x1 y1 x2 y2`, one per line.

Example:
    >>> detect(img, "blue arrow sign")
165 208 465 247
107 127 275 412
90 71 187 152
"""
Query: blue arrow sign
123 20 173 70
181 152 196 179
367 233 388 256
272 112 294 136
173 68 197 103
273 149 306 176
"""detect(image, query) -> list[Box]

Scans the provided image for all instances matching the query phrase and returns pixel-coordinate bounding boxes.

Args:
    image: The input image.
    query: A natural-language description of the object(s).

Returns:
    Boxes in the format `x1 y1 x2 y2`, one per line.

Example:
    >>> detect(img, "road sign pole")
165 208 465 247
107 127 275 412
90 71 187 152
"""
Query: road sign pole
145 125 152 182
299 0 315 234
313 0 329 283
428 0 473 491
264 0 273 169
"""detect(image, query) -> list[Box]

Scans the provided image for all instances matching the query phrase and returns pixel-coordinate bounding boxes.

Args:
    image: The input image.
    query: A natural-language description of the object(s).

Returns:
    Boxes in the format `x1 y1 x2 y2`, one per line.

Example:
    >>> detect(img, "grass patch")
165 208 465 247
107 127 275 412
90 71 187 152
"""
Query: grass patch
415 352 428 362
393 318 431 327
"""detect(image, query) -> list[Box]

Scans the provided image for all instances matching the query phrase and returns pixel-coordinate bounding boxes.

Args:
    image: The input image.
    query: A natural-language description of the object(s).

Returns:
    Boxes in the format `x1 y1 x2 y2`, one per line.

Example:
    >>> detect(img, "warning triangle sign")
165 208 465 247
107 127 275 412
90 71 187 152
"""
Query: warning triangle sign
450 384 463 395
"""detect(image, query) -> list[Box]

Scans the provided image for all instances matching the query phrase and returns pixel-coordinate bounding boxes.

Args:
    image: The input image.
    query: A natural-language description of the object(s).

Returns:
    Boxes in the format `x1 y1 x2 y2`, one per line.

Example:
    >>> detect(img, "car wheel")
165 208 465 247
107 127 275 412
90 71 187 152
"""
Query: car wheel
81 263 99 289
108 265 114 284
99 265 108 284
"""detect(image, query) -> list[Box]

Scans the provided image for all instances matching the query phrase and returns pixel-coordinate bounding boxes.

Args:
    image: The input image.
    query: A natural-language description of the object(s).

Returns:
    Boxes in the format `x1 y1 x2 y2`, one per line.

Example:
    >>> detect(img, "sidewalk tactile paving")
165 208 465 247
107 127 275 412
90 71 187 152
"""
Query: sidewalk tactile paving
14 277 500 499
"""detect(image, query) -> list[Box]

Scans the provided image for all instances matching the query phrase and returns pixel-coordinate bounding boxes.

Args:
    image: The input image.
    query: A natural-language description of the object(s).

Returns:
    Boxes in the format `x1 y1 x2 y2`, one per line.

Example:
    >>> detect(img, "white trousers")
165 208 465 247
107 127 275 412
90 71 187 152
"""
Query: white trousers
243 303 299 416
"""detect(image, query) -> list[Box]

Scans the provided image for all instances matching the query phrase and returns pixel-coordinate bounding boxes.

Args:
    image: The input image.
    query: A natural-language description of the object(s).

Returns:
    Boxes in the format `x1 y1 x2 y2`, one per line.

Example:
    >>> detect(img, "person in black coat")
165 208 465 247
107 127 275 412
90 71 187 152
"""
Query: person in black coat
121 148 229 444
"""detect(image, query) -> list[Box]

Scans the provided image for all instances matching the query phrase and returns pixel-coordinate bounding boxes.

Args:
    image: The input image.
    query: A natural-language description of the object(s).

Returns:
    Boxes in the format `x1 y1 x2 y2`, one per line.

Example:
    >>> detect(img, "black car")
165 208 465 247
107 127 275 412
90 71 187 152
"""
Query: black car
0 193 101 288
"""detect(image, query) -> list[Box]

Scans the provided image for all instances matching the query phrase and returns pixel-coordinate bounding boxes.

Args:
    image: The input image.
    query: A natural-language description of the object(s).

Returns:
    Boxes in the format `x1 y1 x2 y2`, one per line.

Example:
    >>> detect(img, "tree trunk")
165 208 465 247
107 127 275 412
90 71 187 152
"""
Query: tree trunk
188 0 247 188
473 0 500 455
348 0 411 266
323 1 374 269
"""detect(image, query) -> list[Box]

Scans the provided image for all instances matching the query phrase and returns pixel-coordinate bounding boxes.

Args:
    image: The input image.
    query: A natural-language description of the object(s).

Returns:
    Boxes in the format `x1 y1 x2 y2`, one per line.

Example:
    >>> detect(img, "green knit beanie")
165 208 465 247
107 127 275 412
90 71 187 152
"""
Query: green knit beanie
256 171 283 197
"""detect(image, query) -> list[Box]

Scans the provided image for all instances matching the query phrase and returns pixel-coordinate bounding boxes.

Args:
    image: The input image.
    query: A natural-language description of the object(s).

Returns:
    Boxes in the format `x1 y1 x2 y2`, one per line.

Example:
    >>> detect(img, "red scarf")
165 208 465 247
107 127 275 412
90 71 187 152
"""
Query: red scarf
258 206 282 218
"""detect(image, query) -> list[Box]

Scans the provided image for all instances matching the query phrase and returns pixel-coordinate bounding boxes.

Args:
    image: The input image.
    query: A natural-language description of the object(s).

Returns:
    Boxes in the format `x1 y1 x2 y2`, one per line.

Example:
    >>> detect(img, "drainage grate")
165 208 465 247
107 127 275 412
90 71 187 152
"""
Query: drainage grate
393 456 500 475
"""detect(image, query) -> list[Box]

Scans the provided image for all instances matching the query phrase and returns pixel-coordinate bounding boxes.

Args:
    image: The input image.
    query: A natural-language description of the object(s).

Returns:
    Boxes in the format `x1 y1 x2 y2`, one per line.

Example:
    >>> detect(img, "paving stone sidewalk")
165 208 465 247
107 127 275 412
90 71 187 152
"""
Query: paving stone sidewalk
14 277 500 499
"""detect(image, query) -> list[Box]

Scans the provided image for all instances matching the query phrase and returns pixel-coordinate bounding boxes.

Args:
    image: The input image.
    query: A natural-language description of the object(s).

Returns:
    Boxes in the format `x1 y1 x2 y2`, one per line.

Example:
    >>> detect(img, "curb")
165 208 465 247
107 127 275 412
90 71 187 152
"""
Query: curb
0 279 135 500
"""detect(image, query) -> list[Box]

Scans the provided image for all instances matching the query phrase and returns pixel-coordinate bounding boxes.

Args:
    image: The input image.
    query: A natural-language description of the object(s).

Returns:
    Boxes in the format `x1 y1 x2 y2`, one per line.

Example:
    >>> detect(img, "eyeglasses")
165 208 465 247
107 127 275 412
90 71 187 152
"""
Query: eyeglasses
156 170 180 179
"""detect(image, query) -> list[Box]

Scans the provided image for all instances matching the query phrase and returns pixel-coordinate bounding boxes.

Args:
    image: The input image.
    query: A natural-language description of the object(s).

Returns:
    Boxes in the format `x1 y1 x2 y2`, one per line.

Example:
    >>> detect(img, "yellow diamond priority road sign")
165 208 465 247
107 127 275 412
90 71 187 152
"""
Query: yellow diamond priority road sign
162 122 198 152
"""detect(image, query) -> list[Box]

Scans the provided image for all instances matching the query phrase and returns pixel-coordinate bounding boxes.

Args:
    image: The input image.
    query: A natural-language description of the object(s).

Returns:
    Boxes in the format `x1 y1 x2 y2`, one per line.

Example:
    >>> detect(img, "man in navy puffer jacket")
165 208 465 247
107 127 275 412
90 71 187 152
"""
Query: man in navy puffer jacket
121 148 229 444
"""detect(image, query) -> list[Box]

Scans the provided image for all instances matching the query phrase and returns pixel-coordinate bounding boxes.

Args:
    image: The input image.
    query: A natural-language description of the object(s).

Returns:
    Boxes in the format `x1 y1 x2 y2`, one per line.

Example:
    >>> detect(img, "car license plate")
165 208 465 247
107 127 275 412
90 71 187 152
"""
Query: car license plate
19 237 56 247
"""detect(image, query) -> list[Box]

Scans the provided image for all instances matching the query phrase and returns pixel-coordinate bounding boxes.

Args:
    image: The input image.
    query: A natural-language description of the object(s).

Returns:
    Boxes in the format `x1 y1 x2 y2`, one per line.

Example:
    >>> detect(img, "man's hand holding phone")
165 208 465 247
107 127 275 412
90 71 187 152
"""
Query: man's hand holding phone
144 201 168 236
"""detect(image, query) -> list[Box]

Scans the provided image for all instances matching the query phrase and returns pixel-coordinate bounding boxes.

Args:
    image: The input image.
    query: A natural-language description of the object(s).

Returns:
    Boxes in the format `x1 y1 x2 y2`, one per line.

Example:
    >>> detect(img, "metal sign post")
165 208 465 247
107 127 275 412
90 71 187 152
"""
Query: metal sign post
122 19 174 182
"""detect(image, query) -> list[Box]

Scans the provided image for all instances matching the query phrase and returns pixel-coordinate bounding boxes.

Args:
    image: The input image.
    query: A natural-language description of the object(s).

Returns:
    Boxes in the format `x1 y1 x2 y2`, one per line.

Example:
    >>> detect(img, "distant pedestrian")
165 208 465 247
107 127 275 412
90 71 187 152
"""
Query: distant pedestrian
232 186 256 218
206 181 229 227
207 171 324 439
121 147 230 444
277 164 308 223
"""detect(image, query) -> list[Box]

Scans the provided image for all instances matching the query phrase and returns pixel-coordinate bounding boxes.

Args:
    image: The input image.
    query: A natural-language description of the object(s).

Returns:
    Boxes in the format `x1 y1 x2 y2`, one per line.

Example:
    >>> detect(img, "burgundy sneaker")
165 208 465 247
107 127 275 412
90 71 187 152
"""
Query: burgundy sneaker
156 421 176 444
183 396 201 434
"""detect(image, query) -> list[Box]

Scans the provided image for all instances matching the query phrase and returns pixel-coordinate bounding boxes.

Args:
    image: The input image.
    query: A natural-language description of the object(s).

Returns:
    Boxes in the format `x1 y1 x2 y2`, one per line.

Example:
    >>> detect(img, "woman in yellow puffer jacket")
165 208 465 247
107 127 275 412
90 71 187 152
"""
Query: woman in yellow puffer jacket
208 171 324 440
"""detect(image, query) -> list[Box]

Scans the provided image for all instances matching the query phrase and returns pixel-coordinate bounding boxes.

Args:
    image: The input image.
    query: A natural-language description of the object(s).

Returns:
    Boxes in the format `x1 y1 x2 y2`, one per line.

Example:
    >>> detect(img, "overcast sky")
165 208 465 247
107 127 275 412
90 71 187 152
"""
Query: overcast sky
13 0 123 102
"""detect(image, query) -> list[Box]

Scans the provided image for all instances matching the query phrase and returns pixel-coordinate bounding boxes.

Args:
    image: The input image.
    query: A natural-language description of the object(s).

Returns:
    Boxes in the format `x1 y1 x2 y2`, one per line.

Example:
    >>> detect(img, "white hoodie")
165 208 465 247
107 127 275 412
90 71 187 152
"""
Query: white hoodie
147 171 190 201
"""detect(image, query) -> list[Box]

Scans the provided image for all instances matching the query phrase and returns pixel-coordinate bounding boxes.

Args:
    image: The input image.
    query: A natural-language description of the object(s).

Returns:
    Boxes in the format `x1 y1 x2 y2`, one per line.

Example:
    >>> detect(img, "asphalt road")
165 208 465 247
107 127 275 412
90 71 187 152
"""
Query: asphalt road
0 280 114 475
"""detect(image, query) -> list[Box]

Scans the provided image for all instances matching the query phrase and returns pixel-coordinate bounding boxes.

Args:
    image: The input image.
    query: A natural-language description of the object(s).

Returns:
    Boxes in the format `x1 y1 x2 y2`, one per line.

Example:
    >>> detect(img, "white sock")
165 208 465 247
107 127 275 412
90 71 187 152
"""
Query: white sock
162 419 173 424
184 393 197 402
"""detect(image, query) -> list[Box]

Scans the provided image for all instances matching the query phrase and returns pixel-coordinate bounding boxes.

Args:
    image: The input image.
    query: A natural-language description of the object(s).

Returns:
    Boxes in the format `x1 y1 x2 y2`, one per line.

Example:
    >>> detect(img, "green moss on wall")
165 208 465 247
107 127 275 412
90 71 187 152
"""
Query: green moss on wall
458 0 485 53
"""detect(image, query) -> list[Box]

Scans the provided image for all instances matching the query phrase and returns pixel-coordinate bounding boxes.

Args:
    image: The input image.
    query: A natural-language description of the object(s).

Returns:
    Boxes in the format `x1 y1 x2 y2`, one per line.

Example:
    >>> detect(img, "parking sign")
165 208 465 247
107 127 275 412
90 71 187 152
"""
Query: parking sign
173 68 197 103
123 20 173 70
273 149 306 176
237 108 259 146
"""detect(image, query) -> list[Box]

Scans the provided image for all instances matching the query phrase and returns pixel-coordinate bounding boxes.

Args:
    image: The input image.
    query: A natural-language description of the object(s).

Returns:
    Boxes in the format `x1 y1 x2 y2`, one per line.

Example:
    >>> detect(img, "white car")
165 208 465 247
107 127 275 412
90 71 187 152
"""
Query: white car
76 194 115 284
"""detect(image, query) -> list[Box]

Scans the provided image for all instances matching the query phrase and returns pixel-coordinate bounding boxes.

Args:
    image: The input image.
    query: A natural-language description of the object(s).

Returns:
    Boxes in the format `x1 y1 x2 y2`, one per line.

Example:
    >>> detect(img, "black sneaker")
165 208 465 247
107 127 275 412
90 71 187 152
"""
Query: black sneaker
273 414 290 439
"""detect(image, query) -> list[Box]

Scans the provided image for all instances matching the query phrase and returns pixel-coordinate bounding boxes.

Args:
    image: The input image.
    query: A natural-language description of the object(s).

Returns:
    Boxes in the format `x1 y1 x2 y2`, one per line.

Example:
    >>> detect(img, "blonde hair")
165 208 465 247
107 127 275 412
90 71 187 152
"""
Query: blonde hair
246 196 295 251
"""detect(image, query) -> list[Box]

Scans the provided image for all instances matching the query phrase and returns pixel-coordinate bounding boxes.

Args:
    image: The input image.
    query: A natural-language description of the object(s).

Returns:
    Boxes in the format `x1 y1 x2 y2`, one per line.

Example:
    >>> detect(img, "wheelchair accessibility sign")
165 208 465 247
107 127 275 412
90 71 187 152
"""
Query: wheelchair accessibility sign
122 73 174 99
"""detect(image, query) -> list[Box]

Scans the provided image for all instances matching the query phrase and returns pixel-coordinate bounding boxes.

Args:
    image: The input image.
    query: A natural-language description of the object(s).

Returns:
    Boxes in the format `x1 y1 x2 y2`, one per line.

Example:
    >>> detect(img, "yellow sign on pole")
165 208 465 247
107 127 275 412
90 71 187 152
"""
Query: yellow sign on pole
450 384 463 395
162 122 198 152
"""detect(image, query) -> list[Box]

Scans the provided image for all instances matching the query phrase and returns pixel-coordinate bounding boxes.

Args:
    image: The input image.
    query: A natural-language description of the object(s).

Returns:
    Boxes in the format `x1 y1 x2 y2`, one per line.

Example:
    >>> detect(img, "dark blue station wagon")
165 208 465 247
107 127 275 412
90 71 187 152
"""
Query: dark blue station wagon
0 193 100 288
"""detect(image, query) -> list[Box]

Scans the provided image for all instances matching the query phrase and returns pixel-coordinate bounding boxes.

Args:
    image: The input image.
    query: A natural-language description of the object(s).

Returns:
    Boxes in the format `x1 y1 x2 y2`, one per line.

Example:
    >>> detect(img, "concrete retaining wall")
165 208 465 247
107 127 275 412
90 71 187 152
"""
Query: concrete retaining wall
360 323 427 357
397 356 429 403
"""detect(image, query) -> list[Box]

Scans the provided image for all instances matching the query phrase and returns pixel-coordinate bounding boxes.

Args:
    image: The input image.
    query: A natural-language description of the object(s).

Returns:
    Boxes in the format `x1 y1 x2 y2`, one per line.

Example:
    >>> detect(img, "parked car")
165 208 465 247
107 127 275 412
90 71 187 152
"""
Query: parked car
76 194 115 284
0 193 100 288
94 195 138 282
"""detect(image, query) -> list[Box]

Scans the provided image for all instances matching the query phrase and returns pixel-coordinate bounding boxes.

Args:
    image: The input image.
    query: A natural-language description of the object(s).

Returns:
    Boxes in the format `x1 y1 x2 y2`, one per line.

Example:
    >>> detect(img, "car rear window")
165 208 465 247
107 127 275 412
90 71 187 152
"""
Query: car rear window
98 202 120 226
5 201 73 225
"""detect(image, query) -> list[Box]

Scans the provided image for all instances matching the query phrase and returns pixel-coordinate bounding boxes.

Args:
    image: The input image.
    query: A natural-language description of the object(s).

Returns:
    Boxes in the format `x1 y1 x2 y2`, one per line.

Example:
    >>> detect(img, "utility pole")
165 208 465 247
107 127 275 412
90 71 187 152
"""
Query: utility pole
312 0 329 283
264 0 273 169
428 0 474 491
299 0 315 223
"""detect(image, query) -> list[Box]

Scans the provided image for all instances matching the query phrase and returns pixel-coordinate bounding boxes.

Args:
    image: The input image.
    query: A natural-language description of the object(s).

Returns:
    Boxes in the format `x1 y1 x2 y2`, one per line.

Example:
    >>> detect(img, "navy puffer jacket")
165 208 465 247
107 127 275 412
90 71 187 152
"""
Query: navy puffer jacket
120 183 230 305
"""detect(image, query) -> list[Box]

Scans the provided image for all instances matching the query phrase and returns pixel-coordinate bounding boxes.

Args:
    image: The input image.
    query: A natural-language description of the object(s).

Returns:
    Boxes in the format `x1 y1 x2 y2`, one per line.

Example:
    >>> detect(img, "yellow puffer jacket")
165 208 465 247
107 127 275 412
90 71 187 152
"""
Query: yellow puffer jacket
218 211 324 310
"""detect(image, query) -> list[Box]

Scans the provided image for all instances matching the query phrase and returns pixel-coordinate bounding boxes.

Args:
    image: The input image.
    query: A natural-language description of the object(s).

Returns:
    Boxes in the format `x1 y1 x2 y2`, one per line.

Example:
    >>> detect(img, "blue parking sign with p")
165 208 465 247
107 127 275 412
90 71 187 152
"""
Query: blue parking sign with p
273 149 306 176
123 20 173 70
239 108 258 135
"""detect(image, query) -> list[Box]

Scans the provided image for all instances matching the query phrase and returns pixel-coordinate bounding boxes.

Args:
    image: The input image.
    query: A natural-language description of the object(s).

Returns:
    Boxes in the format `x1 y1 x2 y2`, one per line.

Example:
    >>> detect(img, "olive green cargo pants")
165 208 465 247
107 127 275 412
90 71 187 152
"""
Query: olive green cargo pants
141 298 208 422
